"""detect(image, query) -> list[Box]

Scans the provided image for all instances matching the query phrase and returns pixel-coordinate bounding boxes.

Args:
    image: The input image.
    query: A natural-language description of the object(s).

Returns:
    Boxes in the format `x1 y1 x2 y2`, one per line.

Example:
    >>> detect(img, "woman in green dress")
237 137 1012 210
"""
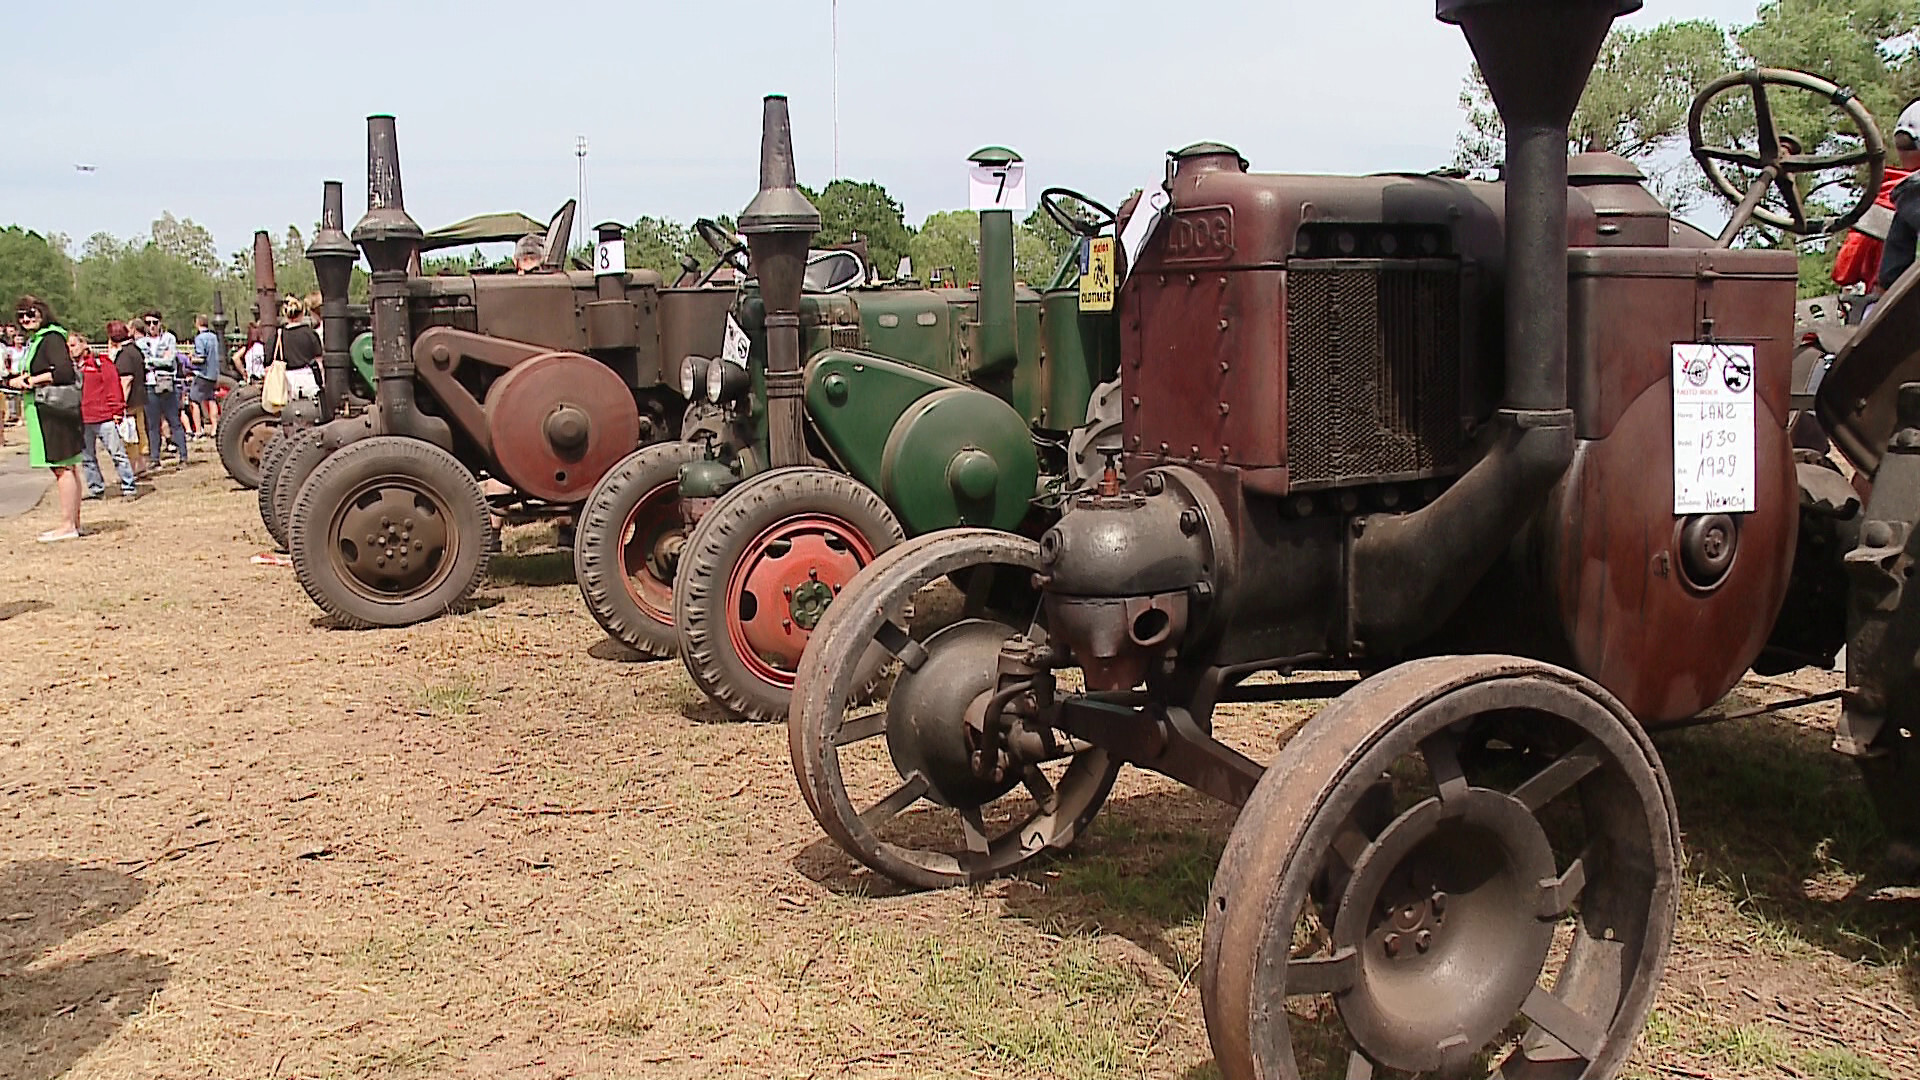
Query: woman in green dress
3 295 83 541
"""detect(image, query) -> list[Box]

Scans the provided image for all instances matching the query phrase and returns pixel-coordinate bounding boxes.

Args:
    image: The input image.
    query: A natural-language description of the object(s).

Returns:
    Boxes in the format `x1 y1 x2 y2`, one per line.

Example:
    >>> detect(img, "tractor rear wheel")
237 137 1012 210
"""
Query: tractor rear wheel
674 467 903 722
574 441 704 658
288 436 493 629
216 387 277 489
1201 655 1678 1080
789 529 1119 889
272 428 333 552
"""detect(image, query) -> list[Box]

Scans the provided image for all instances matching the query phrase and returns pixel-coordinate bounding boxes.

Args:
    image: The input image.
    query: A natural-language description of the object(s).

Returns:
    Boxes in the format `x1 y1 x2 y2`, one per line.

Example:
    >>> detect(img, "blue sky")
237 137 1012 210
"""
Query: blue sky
7 0 1775 259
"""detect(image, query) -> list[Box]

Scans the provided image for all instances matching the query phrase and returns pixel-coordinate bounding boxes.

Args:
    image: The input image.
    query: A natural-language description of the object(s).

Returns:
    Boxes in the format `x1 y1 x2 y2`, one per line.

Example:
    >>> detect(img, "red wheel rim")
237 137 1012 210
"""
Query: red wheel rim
724 513 877 688
620 479 683 625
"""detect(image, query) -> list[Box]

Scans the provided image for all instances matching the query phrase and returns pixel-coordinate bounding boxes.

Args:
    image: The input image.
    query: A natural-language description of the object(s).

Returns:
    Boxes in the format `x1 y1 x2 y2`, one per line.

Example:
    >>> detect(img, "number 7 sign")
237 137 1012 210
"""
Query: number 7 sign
968 162 1028 213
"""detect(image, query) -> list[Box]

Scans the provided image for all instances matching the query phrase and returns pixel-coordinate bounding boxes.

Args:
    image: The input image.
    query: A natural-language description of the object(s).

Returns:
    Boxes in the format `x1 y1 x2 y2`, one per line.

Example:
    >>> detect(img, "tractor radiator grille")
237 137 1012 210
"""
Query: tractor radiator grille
1285 263 1463 489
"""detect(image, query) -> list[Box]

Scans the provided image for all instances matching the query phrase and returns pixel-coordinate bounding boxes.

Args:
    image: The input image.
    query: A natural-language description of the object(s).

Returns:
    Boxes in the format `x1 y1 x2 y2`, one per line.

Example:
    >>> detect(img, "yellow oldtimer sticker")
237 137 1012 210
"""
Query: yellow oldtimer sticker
1080 236 1116 312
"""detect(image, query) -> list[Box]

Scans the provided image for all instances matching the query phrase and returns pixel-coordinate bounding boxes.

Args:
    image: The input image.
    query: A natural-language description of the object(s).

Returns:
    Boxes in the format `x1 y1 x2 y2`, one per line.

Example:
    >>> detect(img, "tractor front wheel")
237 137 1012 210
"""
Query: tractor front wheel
674 467 903 722
216 386 277 489
288 436 494 629
272 428 333 551
256 429 294 546
574 441 704 658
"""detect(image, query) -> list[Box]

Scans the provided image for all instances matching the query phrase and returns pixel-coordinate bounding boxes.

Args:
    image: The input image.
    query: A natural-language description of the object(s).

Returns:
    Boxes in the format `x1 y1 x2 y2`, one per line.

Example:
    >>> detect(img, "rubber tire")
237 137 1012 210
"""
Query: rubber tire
216 390 277 489
256 429 294 544
574 441 704 658
288 436 494 629
674 467 905 723
272 429 333 555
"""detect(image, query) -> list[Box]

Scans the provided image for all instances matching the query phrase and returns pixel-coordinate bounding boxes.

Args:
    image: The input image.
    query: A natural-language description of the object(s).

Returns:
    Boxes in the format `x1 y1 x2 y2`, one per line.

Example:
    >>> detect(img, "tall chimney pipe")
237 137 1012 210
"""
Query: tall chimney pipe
252 230 278 363
210 290 229 370
307 180 358 420
1348 0 1636 654
350 115 447 448
739 95 822 469
1440 0 1637 411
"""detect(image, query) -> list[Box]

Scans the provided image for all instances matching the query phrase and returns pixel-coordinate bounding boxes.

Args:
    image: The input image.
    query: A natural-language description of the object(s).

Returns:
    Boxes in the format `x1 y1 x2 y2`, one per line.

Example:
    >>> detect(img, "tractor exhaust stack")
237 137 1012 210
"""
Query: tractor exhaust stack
739 95 822 469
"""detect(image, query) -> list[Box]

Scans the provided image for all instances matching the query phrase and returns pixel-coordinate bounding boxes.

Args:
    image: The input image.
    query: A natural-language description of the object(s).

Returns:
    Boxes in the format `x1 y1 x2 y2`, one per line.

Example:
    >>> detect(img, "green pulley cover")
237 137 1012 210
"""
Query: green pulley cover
880 387 1037 534
350 331 376 390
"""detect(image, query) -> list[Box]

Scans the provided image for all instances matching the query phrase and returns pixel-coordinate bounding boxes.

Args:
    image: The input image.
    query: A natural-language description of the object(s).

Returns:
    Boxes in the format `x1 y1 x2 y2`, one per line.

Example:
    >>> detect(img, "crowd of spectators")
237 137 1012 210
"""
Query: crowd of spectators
0 292 295 541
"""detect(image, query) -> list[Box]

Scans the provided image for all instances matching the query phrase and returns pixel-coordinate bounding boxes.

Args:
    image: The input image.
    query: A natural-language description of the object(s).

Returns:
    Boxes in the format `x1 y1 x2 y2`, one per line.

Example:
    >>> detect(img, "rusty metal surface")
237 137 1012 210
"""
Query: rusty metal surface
787 529 1120 889
1200 654 1677 1080
483 351 640 503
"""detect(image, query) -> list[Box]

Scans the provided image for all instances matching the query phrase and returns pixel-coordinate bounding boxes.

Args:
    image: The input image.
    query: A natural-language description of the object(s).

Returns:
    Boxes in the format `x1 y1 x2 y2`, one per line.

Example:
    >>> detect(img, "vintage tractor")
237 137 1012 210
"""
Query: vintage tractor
276 115 733 628
571 96 1120 722
254 192 568 544
787 0 1916 1076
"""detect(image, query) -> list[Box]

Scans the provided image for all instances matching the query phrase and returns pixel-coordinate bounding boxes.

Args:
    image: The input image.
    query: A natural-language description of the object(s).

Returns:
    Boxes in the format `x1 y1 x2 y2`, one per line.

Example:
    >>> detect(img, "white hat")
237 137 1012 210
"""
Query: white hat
1896 100 1920 141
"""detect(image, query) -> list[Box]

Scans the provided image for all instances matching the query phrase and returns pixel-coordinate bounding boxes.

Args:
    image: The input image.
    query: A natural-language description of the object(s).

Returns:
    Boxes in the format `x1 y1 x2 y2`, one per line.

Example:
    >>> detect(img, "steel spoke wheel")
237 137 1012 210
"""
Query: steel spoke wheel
1202 655 1678 1080
288 436 494 629
216 387 277 489
675 467 904 722
574 441 704 658
791 529 1120 889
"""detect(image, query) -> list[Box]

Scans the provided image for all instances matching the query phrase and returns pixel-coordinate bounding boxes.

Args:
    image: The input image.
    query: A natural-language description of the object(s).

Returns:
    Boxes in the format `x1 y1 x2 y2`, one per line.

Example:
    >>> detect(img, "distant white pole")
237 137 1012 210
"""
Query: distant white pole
832 0 840 179
575 135 590 252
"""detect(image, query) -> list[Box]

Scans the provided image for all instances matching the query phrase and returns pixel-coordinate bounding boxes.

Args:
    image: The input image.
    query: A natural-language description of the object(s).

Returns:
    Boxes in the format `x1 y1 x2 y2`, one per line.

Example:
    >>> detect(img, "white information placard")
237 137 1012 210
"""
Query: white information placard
1118 186 1171 281
594 237 625 276
1671 342 1756 514
968 162 1028 213
721 314 750 368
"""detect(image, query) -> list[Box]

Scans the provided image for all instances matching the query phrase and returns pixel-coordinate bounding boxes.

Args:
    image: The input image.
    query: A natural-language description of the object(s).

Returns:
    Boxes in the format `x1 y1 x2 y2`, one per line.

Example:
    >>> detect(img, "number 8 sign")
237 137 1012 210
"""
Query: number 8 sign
594 237 626 277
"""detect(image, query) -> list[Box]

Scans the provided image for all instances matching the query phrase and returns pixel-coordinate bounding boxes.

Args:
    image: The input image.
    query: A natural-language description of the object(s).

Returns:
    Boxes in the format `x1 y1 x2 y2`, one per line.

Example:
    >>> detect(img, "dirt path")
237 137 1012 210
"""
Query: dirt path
1 455 1914 1080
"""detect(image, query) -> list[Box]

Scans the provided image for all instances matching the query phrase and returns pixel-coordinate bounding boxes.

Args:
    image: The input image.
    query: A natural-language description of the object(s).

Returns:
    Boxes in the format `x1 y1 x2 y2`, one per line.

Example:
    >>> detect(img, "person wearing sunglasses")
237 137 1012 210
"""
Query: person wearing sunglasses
2 296 84 541
137 309 188 469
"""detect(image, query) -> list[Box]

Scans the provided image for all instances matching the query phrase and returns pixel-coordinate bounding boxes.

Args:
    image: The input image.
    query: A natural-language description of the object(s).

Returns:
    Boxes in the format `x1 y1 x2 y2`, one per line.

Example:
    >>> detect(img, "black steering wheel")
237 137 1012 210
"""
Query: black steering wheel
1688 68 1885 241
1040 187 1117 238
693 218 750 285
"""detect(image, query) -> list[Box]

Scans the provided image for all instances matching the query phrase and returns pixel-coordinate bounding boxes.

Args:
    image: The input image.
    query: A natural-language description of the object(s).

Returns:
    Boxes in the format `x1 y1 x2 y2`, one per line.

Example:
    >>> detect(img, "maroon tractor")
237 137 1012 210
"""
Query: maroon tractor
787 0 1914 1076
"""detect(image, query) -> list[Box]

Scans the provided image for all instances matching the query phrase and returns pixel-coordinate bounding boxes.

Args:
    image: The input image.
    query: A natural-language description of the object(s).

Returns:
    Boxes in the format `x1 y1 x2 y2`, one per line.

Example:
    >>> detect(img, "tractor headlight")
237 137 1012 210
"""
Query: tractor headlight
679 355 706 401
706 358 750 404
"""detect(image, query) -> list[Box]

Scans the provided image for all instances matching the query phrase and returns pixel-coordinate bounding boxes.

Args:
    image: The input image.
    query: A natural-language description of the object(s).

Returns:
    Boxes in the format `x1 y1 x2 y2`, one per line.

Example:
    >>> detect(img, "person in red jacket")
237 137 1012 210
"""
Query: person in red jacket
77 328 140 499
1833 102 1920 291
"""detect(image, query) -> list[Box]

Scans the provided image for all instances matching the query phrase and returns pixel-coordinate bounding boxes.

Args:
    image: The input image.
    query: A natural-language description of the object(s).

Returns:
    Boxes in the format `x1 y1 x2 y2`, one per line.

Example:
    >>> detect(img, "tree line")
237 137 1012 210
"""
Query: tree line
0 178 1082 343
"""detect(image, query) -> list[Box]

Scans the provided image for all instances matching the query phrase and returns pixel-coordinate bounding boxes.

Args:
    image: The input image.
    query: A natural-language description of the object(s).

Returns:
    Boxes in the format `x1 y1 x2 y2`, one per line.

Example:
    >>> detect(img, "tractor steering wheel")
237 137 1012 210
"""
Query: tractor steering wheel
1688 68 1885 242
1040 187 1117 238
694 218 751 285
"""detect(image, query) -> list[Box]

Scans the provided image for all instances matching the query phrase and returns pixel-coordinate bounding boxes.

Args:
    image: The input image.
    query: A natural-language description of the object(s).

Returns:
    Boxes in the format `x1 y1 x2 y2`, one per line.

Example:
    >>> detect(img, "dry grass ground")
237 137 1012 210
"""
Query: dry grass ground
0 441 1915 1079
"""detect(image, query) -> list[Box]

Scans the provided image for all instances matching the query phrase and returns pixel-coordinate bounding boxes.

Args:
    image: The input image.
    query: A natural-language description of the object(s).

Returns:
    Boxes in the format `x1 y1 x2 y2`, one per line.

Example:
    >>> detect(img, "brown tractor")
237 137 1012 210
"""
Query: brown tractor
785 0 1915 1076
279 116 733 628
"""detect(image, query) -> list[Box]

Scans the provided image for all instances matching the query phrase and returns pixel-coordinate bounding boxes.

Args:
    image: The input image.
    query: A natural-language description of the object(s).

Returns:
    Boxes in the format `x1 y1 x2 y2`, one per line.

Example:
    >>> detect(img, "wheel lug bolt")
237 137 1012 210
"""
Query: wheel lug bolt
1431 891 1446 915
1415 930 1432 953
784 585 793 597
809 567 819 581
376 556 386 567
367 534 379 545
1384 933 1402 958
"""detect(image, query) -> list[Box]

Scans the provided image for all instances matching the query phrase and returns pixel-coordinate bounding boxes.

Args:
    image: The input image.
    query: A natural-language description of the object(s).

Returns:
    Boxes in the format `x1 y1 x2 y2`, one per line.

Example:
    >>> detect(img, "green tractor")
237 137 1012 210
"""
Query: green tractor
572 96 1121 721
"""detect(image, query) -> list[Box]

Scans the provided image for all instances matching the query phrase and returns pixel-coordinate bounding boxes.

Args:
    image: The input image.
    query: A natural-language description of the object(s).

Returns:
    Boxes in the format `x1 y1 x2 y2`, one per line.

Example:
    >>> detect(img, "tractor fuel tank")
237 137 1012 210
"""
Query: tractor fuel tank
1436 243 1801 724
